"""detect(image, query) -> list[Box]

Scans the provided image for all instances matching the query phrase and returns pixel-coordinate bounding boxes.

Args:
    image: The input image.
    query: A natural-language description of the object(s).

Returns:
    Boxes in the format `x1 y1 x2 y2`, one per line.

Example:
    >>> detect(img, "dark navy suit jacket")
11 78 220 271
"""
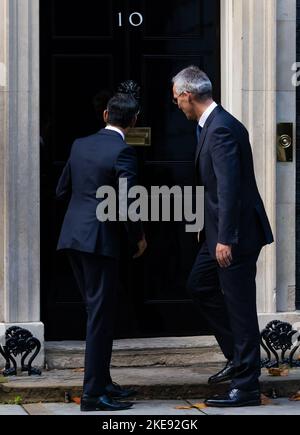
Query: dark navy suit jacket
56 129 143 258
196 105 274 258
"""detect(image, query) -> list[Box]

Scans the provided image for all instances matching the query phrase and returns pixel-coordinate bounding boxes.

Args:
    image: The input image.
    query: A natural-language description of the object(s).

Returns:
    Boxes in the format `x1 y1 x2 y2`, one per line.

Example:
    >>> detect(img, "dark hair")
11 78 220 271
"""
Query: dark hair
107 93 139 129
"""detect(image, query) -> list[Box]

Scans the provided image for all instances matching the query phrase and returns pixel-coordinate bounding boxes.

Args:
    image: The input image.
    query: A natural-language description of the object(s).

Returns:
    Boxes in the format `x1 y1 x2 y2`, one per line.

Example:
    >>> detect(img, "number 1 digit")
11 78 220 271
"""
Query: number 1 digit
118 12 122 27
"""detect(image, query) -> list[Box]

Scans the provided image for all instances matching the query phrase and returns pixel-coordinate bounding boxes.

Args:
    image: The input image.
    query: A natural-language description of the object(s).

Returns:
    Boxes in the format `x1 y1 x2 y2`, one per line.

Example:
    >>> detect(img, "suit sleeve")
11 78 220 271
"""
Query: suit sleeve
209 127 241 245
56 158 72 200
115 146 144 244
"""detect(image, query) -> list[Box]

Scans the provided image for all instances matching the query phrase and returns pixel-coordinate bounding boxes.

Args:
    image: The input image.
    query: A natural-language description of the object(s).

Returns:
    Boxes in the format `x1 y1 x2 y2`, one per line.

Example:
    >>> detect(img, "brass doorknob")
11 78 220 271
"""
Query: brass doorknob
277 123 293 162
279 134 292 149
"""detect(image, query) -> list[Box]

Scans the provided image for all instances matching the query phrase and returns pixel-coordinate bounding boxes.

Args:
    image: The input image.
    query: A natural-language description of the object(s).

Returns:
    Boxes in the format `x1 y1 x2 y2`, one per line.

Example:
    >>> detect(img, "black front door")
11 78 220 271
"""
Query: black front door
40 0 220 340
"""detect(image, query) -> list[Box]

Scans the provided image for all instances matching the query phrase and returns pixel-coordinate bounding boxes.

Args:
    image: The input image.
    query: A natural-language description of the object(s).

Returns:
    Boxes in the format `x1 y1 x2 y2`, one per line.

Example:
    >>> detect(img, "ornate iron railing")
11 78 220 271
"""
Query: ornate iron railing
260 320 300 368
0 326 41 376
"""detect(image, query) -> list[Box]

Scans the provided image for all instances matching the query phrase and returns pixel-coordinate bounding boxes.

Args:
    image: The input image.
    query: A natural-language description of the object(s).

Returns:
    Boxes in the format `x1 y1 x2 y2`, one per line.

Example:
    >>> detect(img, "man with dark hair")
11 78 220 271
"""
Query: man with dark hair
106 93 140 128
56 93 147 412
172 66 274 407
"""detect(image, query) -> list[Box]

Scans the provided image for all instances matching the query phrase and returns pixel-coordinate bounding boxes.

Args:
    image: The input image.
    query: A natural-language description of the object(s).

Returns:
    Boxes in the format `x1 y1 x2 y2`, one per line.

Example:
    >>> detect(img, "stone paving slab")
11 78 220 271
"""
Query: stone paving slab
21 399 300 415
23 403 54 415
0 400 299 415
29 400 202 416
0 405 27 415
197 399 300 415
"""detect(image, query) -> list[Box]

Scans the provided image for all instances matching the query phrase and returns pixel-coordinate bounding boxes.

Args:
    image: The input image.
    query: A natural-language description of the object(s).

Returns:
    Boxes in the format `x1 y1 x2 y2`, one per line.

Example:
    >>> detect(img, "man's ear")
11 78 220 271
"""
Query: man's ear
103 110 109 124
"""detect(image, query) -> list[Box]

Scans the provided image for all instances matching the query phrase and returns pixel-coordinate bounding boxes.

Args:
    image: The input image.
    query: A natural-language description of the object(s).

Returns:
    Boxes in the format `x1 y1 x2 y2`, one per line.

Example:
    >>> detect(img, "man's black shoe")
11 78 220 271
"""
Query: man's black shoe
80 394 133 412
204 388 261 408
105 382 137 399
208 361 235 385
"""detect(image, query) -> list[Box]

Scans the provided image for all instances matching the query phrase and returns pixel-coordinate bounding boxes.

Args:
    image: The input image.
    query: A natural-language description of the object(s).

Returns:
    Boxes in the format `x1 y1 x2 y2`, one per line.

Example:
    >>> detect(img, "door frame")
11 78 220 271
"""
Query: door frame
220 0 277 313
296 0 300 309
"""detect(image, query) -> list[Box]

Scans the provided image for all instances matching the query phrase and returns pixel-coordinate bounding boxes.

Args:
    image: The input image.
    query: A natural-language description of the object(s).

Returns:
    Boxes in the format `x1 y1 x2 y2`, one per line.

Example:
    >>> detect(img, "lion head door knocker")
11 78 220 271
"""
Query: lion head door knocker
118 80 141 111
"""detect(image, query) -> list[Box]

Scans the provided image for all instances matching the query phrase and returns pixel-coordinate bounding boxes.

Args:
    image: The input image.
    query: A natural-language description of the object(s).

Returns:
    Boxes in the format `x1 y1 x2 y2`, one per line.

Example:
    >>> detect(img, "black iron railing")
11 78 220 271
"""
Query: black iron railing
0 326 41 376
260 320 300 368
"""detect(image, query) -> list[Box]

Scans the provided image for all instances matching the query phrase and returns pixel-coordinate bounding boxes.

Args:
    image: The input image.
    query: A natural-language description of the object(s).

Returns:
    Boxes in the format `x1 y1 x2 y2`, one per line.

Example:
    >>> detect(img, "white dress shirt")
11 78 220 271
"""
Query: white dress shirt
198 101 218 129
105 125 125 141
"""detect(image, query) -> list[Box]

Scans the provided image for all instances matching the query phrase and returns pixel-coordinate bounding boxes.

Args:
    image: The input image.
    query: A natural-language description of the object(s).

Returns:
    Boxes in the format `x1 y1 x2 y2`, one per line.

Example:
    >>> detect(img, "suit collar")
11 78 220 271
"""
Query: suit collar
201 104 223 129
199 101 218 128
105 125 125 141
98 128 125 141
195 105 223 164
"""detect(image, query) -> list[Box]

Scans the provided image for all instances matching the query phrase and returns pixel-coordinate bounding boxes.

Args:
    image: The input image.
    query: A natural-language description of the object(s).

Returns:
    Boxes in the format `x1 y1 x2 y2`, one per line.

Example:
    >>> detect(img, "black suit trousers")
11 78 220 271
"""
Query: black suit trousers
187 241 261 391
67 250 118 396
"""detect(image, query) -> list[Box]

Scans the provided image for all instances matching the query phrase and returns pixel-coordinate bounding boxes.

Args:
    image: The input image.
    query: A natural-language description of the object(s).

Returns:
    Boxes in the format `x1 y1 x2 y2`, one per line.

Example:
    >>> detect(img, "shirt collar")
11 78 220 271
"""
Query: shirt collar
105 125 125 141
198 101 218 128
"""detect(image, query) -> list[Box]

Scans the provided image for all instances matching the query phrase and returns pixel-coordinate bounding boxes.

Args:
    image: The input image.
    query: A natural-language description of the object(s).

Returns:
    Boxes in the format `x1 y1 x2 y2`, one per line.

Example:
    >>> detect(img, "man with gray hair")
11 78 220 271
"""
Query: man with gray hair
172 66 274 407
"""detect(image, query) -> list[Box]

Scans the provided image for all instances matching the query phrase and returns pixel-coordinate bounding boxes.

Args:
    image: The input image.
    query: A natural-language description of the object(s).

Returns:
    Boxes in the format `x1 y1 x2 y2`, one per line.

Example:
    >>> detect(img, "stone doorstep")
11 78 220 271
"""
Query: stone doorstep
45 336 275 370
0 367 300 405
45 337 226 370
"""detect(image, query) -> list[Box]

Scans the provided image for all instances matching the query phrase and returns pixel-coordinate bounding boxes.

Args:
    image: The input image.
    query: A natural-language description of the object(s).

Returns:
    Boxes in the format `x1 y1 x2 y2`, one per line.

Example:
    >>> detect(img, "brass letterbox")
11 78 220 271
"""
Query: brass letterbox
126 127 151 147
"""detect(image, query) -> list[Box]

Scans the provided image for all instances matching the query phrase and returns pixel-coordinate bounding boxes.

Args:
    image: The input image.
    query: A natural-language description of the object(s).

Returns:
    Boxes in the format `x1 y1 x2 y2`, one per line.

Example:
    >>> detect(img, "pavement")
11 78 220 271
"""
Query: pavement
0 399 299 415
1 363 300 415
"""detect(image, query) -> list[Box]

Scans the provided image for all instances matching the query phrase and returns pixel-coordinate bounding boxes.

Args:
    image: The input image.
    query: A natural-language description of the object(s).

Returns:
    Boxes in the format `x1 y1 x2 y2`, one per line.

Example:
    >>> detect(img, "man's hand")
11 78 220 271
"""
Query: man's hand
133 236 147 259
216 243 232 268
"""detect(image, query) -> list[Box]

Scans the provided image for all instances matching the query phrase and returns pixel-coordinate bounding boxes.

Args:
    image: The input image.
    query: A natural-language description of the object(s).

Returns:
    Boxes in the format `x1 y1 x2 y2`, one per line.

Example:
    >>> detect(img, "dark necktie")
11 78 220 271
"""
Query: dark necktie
196 125 203 143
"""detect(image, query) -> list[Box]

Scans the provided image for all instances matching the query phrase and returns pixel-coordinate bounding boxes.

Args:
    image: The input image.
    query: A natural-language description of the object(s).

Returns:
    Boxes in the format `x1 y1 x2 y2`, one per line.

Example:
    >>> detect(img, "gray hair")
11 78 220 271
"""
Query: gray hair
172 66 212 101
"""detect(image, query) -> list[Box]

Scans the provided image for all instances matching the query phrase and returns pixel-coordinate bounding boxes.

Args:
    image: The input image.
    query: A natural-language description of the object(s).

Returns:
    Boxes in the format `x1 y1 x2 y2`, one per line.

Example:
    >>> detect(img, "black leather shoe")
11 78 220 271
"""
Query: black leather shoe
208 361 235 385
80 394 133 412
205 388 261 408
105 382 137 399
